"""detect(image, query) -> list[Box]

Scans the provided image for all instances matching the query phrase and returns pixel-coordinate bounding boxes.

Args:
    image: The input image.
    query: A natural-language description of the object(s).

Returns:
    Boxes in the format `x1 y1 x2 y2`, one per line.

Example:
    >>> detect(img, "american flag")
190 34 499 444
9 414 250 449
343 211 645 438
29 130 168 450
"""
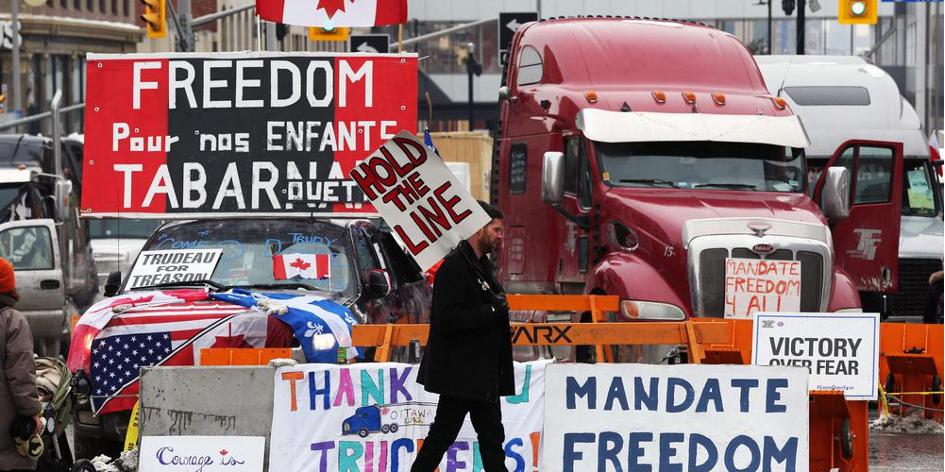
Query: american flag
87 301 252 415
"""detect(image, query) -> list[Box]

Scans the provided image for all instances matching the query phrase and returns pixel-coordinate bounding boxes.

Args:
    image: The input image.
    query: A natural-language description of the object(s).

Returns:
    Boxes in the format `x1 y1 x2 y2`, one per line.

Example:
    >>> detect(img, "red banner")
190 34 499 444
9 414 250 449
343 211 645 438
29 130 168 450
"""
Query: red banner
82 53 417 218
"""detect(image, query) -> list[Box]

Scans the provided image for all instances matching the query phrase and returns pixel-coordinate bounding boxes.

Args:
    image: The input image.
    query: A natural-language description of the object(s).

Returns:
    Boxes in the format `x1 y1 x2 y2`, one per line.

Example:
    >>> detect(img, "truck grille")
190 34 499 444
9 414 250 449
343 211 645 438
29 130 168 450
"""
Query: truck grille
889 258 941 317
698 247 824 318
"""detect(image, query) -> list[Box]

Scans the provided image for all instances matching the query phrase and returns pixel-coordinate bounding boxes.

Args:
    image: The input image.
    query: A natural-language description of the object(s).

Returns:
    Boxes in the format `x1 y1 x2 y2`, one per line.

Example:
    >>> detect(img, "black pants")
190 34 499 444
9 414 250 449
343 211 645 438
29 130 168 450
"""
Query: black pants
411 395 507 472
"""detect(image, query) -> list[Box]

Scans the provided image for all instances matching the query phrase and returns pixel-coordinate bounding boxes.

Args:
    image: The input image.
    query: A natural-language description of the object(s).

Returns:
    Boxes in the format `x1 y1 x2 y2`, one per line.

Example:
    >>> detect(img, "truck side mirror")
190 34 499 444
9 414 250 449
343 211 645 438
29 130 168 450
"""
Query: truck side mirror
542 152 565 205
822 167 851 221
498 86 510 101
54 178 72 222
104 271 122 297
367 269 391 299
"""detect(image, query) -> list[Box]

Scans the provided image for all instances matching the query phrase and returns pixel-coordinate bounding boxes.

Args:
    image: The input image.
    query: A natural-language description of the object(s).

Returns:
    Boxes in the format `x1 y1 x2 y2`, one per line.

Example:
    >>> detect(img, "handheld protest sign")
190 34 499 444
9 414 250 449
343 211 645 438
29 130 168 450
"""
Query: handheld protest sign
126 249 222 289
82 52 417 218
752 312 880 400
350 131 491 271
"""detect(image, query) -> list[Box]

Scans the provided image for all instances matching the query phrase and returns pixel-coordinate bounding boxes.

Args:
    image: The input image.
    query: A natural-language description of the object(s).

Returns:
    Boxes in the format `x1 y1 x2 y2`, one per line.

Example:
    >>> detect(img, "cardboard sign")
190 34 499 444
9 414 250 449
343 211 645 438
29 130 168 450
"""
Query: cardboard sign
351 131 491 271
139 435 265 471
543 363 809 471
724 258 801 319
269 362 547 471
752 312 880 400
127 249 222 289
82 52 417 217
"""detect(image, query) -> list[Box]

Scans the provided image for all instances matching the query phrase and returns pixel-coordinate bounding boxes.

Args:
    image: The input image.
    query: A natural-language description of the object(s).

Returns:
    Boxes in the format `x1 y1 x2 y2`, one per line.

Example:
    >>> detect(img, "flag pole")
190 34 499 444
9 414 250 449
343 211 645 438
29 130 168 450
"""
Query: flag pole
398 24 403 53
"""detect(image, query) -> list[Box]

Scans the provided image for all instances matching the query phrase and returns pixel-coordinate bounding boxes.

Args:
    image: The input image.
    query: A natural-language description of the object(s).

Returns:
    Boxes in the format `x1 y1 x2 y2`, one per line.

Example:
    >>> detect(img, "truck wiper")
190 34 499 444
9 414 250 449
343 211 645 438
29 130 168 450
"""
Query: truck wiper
618 178 679 188
234 283 319 291
694 183 757 190
132 280 230 291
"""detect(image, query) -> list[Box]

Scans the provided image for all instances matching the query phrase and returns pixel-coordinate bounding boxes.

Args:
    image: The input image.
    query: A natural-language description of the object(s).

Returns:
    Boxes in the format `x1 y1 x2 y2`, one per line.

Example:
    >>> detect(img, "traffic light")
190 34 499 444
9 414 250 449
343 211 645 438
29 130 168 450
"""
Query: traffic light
308 27 349 42
276 23 288 42
140 0 167 38
782 0 795 16
838 0 877 25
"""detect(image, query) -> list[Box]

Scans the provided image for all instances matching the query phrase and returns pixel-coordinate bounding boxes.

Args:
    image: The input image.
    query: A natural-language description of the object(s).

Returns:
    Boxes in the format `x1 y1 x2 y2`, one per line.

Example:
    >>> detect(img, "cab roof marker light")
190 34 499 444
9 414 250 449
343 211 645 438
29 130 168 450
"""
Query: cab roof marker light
652 91 666 104
584 91 598 103
772 97 787 110
682 91 696 104
712 93 726 106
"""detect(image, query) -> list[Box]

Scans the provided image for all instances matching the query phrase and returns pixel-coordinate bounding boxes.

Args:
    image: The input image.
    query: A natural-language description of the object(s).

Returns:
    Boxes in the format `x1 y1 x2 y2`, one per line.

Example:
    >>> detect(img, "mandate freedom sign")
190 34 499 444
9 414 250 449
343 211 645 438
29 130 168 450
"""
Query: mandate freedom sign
351 131 491 271
269 362 546 472
126 249 222 289
543 363 809 472
724 258 801 319
139 435 265 471
752 312 880 400
82 52 417 217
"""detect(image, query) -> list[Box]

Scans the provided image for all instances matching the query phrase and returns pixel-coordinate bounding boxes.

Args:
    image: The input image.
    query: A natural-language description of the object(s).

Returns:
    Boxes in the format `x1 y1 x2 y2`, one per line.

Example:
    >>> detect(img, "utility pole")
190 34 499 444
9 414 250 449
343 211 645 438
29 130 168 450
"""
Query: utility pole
464 42 482 131
797 0 806 55
11 0 21 117
768 0 772 54
178 0 195 52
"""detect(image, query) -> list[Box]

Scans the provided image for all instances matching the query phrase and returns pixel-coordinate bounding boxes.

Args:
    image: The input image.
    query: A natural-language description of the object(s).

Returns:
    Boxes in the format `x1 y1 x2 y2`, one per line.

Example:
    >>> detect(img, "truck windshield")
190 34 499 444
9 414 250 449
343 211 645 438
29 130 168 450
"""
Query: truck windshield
88 219 164 240
902 159 940 217
133 220 355 299
597 141 806 193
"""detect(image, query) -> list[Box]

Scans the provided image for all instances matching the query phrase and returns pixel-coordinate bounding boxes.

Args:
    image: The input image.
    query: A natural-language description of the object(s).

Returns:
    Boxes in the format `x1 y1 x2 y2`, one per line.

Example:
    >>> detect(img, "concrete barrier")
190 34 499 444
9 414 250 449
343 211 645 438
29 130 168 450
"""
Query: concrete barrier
138 366 276 467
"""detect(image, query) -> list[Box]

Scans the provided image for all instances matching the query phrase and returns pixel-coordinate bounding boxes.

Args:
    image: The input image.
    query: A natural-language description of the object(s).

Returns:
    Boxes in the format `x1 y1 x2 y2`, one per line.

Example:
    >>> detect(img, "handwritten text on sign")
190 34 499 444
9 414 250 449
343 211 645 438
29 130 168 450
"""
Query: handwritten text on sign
724 258 801 319
351 131 490 271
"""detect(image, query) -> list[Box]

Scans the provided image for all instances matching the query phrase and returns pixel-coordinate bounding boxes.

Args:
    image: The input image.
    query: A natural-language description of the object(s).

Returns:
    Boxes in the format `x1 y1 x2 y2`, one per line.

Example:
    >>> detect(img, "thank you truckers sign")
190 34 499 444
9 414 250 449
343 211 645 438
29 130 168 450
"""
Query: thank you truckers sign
82 52 417 217
351 131 491 271
752 312 880 400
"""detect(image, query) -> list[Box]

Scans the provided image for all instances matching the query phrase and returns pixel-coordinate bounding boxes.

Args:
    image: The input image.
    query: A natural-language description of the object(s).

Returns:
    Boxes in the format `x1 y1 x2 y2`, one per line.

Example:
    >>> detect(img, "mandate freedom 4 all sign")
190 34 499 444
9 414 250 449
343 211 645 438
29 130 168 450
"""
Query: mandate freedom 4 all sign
126 249 222 288
724 258 801 319
82 52 417 218
543 363 809 472
351 131 491 271
752 312 880 400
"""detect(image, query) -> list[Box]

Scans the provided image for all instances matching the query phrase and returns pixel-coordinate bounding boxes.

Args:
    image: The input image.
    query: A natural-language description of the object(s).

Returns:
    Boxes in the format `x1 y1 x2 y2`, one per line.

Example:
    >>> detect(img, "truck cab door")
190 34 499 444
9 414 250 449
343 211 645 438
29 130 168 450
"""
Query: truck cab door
557 135 594 283
814 140 904 292
0 219 65 311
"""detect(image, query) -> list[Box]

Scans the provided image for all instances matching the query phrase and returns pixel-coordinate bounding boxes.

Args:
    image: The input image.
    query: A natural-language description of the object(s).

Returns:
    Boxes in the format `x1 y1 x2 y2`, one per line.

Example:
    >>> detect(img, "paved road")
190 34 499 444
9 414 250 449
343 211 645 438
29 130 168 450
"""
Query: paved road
870 430 944 471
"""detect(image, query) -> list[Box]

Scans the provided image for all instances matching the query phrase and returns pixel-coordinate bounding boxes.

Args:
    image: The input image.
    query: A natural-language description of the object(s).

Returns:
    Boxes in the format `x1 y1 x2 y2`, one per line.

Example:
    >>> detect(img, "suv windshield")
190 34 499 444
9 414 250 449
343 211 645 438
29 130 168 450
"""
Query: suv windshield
597 141 806 193
88 219 164 239
131 220 355 299
902 159 940 217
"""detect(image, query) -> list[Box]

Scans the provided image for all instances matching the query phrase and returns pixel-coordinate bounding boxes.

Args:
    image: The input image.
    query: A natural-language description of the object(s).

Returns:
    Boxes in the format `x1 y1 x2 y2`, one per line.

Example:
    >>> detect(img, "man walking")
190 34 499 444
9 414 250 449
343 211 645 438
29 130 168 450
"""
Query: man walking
413 201 513 472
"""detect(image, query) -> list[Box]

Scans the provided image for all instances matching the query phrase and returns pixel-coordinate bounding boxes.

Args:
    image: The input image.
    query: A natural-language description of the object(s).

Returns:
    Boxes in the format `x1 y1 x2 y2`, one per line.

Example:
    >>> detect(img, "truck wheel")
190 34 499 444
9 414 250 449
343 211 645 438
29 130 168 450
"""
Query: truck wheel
931 374 942 406
72 459 98 472
358 428 369 438
381 424 390 434
389 423 398 433
839 417 854 460
73 429 121 461
884 372 896 396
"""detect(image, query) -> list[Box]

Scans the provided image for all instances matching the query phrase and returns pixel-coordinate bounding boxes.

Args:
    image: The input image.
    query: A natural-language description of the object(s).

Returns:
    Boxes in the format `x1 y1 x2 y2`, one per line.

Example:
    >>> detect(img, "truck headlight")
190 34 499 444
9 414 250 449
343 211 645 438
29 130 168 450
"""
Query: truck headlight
621 300 686 320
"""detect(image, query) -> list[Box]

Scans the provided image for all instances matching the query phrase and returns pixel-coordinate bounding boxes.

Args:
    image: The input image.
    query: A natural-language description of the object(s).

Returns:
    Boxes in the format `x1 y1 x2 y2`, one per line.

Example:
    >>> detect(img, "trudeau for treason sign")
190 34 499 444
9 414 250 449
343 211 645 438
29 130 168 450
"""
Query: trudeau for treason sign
82 52 417 217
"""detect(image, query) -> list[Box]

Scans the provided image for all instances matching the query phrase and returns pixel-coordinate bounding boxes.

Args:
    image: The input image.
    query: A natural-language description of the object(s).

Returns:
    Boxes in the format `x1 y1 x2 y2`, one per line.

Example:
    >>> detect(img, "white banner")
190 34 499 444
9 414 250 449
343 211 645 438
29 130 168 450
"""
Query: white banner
138 435 265 472
752 312 880 400
270 361 547 471
543 363 809 471
127 249 222 288
351 131 491 271
724 258 801 319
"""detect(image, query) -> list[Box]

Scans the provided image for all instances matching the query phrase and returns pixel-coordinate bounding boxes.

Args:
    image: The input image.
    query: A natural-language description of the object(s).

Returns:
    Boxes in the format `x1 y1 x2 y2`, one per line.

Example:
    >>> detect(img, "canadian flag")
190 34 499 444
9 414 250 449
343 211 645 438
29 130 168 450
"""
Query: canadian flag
256 0 406 27
273 254 331 281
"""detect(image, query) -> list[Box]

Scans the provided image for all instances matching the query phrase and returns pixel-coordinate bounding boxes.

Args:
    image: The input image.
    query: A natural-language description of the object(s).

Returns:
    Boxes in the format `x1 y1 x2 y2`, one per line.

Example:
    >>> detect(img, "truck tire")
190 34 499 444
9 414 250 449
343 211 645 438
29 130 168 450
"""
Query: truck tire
931 374 942 406
72 459 97 472
839 417 853 460
381 424 390 434
358 428 369 438
884 372 896 396
73 429 121 461
389 423 398 433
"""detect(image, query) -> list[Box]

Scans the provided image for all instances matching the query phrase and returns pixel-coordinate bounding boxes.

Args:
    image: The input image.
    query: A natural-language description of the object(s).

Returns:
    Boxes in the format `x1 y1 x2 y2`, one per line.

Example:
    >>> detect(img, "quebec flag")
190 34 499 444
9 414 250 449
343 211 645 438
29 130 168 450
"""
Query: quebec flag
210 290 362 363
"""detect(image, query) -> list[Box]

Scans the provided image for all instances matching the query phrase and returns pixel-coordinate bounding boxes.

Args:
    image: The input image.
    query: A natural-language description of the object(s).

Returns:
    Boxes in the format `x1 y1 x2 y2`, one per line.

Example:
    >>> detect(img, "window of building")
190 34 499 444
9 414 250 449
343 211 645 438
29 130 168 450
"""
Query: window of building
122 0 128 16
111 0 117 15
61 0 67 9
99 0 105 14
74 0 81 10
87 0 93 12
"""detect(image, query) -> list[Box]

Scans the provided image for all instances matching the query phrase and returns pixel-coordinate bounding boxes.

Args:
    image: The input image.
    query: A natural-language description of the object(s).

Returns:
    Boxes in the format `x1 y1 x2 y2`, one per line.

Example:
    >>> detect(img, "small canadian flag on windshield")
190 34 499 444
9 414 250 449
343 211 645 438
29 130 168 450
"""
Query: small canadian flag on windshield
273 254 330 281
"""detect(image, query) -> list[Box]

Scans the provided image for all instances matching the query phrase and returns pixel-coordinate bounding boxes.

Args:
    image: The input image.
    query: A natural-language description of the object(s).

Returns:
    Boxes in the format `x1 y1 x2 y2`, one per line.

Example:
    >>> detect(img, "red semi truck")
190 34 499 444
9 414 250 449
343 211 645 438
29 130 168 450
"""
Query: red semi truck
492 17 904 360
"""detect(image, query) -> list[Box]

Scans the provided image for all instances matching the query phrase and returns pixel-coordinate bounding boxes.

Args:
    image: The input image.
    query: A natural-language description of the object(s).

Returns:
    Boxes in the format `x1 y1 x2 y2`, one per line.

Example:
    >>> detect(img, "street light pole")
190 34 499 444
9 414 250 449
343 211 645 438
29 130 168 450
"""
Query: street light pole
11 0 21 116
465 42 481 131
797 0 806 55
768 0 772 54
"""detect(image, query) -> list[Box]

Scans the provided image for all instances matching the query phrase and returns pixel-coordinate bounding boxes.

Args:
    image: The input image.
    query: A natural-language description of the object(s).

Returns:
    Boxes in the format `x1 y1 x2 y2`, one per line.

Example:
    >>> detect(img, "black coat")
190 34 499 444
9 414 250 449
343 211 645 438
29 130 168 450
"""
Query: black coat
416 240 515 402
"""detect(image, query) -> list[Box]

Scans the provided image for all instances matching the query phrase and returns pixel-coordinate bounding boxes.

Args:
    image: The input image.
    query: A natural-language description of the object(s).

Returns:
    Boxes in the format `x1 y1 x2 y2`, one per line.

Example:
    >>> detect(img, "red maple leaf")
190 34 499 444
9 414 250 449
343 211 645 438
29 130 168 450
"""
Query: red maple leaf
290 258 311 271
220 449 228 456
316 0 347 20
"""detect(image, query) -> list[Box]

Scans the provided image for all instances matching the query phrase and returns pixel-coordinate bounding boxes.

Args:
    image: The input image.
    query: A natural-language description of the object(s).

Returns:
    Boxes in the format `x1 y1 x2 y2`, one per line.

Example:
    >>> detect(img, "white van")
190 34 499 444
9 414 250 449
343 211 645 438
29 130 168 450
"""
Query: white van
758 55 943 320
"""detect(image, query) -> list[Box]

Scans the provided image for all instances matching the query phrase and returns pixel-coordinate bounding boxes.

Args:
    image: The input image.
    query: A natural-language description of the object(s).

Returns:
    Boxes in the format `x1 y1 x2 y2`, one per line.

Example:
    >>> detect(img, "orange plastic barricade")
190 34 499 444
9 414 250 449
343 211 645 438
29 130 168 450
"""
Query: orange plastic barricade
199 348 292 366
507 294 619 362
878 323 944 420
